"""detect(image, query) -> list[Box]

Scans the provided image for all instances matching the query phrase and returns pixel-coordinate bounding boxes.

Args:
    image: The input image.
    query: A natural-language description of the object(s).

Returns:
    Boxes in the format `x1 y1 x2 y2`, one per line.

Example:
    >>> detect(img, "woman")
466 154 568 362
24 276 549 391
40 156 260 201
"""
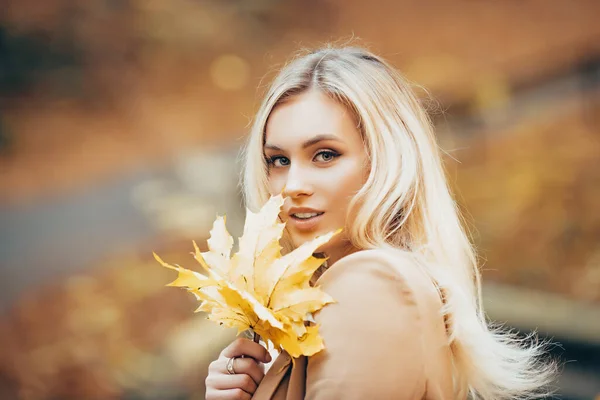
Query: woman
205 46 555 399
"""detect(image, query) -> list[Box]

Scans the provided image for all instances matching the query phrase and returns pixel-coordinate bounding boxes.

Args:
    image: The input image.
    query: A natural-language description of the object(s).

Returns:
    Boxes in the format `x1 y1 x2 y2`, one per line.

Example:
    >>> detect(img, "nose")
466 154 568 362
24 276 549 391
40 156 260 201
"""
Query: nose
283 164 313 198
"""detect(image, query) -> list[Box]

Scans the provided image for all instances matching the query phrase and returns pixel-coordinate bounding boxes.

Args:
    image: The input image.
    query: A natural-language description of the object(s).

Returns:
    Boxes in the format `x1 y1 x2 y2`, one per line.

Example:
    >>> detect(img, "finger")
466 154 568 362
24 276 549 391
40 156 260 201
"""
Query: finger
212 357 265 386
206 373 257 394
221 338 271 363
206 388 251 400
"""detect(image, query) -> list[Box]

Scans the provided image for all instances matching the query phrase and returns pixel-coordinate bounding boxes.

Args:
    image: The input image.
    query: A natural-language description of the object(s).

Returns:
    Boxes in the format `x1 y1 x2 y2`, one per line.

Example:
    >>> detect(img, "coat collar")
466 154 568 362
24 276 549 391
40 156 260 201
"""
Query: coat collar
252 351 292 399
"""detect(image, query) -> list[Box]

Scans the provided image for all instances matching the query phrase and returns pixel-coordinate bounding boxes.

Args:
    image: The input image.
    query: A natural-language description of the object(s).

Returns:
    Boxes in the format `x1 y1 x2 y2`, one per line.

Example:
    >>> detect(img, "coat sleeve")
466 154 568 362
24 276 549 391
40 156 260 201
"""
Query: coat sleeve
305 251 430 400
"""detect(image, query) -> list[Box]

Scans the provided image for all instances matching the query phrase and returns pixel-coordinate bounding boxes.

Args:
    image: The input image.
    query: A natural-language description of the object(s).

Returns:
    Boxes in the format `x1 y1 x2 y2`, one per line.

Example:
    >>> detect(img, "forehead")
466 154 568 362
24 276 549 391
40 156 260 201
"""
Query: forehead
264 90 360 148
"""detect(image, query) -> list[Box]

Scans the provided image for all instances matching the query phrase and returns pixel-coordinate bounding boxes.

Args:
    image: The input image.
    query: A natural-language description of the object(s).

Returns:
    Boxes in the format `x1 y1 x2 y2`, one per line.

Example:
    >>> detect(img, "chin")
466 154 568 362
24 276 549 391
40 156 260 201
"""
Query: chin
289 229 328 247
289 231 317 246
291 230 340 253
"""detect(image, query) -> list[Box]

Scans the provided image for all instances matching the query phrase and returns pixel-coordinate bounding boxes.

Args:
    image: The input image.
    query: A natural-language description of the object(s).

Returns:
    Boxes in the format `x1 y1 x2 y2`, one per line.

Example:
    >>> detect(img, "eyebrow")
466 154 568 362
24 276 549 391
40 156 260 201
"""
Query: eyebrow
264 134 342 151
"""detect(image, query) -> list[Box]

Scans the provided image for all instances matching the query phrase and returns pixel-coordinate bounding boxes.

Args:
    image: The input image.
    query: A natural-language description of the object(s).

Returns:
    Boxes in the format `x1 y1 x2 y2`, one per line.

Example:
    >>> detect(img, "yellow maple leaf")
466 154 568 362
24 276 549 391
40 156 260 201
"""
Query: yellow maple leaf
154 194 340 358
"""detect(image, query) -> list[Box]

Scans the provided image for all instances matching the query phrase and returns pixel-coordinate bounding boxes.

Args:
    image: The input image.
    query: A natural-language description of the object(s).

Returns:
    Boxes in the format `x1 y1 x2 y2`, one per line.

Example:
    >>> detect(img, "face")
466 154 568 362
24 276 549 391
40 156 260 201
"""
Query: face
263 89 368 262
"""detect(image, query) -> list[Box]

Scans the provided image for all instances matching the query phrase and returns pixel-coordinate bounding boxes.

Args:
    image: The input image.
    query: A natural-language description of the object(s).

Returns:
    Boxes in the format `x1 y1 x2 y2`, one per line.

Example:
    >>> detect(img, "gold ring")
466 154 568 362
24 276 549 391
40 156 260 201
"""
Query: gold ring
226 356 237 375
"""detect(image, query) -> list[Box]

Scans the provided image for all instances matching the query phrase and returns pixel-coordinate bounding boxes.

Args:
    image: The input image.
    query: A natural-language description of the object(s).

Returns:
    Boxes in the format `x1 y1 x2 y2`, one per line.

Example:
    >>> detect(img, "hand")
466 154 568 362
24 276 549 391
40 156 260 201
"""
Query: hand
205 337 272 400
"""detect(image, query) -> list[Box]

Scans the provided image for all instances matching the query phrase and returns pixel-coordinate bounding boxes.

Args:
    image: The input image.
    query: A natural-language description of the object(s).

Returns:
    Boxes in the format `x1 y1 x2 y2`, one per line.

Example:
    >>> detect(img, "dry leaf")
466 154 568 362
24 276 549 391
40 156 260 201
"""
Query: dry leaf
154 194 340 358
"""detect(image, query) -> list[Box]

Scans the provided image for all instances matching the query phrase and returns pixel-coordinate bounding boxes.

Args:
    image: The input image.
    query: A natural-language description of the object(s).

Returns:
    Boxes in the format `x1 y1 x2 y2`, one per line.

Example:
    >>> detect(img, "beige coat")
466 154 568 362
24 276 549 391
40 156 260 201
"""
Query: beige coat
252 249 455 399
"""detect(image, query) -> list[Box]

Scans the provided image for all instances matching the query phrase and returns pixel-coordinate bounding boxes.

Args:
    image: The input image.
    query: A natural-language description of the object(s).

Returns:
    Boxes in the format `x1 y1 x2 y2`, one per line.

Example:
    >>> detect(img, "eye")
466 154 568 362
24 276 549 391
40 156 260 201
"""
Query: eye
266 155 290 168
314 150 339 163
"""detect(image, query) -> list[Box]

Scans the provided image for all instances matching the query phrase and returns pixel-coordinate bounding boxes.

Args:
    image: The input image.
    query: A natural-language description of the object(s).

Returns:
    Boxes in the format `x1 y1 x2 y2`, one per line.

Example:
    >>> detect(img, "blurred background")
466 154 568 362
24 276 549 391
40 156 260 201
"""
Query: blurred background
0 0 599 399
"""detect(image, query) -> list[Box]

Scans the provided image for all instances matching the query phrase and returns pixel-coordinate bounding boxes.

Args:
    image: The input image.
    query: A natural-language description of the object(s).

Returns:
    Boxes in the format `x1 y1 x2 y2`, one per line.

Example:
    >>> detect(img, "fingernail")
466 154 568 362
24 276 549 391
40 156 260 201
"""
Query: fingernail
266 353 272 362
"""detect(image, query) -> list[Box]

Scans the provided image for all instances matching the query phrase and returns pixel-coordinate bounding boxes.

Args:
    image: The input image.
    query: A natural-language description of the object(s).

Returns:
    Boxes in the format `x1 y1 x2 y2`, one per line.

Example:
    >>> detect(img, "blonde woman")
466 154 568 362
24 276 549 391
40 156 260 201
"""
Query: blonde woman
204 46 555 399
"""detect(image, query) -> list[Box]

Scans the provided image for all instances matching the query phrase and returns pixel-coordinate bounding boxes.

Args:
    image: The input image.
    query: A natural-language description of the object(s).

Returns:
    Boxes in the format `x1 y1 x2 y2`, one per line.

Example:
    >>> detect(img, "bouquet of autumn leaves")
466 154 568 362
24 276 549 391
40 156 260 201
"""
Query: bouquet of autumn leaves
154 194 339 358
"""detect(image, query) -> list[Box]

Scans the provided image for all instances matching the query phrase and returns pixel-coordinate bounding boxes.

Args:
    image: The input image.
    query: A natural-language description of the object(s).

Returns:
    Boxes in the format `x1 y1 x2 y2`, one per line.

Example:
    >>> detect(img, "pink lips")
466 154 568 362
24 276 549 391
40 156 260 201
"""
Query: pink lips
287 207 325 232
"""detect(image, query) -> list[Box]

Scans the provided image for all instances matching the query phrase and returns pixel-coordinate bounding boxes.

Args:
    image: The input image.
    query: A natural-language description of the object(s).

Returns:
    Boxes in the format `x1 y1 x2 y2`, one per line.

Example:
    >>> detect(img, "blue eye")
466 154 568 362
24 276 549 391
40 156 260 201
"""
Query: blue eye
314 150 339 163
267 156 290 167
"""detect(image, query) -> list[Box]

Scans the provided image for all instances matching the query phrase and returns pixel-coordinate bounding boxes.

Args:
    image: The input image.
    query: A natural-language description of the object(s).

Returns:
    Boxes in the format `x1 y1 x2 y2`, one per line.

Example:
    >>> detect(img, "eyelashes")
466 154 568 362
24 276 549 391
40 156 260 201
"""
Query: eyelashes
314 150 339 162
266 155 290 167
265 150 340 168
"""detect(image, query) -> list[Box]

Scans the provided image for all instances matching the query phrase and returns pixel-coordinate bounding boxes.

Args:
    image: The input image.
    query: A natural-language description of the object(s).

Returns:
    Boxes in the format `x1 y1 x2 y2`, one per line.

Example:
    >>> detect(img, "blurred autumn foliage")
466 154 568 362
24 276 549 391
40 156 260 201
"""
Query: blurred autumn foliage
0 239 235 399
454 102 600 302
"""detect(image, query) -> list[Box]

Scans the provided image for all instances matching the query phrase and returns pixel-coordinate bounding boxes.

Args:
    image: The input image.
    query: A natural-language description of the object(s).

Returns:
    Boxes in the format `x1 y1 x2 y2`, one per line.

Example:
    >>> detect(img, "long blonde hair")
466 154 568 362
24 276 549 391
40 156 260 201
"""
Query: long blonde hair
241 45 555 399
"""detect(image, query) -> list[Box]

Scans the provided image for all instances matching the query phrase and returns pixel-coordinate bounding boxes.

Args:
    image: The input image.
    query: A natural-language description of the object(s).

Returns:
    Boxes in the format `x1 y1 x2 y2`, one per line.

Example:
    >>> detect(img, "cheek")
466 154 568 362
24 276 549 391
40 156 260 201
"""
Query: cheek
267 172 286 195
323 162 366 213
337 160 366 194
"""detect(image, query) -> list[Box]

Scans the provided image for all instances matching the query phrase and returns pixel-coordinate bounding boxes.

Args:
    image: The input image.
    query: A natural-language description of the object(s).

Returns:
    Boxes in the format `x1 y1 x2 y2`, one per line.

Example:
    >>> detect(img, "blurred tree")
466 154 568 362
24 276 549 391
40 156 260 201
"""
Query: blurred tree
0 25 82 97
0 116 12 156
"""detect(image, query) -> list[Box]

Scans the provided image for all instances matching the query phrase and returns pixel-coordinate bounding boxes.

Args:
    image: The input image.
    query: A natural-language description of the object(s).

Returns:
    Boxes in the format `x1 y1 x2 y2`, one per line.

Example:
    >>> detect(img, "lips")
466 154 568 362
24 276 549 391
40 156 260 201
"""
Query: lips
287 207 324 218
286 207 325 231
291 211 323 218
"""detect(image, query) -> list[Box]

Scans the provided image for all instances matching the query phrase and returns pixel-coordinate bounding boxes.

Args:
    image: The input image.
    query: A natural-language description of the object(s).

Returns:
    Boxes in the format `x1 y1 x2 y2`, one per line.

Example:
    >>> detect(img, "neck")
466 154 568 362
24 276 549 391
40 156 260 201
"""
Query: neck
310 241 360 285
325 241 360 266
